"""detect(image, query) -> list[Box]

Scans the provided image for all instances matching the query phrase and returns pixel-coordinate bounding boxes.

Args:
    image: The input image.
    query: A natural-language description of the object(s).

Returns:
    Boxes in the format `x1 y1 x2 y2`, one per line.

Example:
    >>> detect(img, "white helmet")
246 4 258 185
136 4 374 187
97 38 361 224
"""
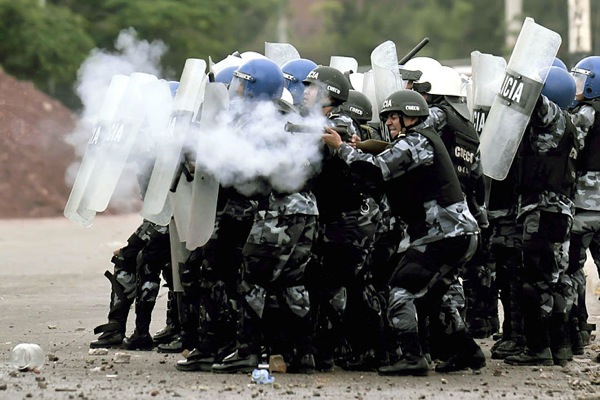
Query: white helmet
417 65 463 97
402 57 442 77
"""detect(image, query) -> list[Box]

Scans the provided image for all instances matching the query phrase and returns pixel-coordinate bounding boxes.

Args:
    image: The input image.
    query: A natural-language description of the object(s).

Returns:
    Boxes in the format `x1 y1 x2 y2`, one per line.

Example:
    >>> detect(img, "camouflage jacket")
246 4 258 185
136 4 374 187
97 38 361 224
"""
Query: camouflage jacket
517 96 580 218
570 104 600 211
335 130 479 246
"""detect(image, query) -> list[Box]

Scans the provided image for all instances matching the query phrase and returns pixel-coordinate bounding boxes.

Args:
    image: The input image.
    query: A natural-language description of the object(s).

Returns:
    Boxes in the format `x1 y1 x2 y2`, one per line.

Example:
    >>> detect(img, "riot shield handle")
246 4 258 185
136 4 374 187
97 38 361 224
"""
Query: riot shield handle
398 37 430 65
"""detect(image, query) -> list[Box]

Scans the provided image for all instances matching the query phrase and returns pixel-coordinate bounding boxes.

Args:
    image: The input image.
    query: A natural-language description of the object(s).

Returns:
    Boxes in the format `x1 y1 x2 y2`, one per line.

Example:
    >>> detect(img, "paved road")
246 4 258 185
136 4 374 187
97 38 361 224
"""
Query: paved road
1 214 599 399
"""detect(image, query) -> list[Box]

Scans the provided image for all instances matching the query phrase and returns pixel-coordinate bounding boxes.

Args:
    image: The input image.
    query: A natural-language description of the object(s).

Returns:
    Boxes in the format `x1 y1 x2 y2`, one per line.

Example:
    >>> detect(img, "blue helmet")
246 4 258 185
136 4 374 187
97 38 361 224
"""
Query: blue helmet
214 66 237 87
542 66 576 109
281 58 318 105
552 57 568 71
571 56 600 100
230 58 284 101
167 81 179 97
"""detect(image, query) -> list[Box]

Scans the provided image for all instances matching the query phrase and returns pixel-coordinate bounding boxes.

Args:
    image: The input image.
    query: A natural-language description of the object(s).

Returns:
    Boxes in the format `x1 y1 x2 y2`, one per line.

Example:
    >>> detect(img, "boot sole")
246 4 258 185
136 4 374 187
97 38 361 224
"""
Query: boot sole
211 366 256 374
378 368 429 377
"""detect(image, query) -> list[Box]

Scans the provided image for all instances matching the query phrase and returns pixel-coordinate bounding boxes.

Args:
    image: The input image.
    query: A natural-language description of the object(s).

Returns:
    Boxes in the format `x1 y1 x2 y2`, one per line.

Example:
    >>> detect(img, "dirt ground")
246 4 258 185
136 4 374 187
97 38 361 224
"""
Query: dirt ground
1 214 600 400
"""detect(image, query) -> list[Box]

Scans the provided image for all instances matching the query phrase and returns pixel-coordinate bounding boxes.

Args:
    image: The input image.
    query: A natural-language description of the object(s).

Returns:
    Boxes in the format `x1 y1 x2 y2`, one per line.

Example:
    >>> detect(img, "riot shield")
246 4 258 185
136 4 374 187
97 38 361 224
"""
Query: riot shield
470 51 507 135
82 72 158 212
186 83 228 250
479 17 561 180
361 70 379 123
171 175 194 243
64 74 130 227
169 218 189 292
265 42 300 67
371 41 404 118
135 79 176 225
330 56 359 74
209 54 243 77
141 58 208 216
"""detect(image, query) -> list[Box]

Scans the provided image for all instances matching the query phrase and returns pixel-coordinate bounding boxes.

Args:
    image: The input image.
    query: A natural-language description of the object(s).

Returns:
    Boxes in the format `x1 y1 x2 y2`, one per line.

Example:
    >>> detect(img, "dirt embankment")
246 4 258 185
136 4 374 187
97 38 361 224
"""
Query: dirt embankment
0 69 76 219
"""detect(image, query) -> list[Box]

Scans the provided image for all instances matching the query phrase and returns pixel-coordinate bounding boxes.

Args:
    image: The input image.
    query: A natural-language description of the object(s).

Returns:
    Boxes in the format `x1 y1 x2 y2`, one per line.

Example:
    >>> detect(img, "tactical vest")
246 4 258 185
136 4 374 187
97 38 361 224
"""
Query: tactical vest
384 126 465 240
576 99 600 172
435 103 480 193
518 110 579 198
313 112 384 222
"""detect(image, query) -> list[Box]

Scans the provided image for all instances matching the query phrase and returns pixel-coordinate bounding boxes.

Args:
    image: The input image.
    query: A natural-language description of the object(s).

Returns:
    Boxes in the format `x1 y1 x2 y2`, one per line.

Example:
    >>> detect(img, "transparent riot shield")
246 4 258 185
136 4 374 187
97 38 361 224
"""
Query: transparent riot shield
479 17 561 180
141 58 208 216
330 56 359 74
371 41 404 117
169 218 189 292
265 42 300 67
138 79 175 226
186 83 228 250
361 70 379 123
470 51 507 135
64 74 130 227
82 72 158 212
171 175 194 244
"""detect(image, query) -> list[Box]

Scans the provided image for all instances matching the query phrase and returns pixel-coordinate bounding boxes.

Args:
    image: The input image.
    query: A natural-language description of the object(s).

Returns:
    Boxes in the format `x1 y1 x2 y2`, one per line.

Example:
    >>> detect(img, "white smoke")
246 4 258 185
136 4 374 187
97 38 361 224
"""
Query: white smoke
192 100 325 196
65 35 328 224
64 28 168 216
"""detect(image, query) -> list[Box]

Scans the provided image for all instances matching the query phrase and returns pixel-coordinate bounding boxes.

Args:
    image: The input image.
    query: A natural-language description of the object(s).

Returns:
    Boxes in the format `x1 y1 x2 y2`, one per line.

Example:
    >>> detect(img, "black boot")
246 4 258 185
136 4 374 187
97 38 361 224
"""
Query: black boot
378 332 429 376
153 291 182 344
211 349 259 374
90 328 124 349
435 331 486 373
175 348 215 372
122 330 153 351
157 336 183 353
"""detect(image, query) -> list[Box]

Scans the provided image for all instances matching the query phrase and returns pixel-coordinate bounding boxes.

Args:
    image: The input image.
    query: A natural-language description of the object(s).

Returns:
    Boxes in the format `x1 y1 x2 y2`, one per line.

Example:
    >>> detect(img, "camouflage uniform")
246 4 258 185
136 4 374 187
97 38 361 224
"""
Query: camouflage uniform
131 222 171 338
424 100 493 339
91 220 171 348
309 110 385 371
335 120 483 373
505 95 581 366
567 102 598 352
232 190 318 369
175 189 256 370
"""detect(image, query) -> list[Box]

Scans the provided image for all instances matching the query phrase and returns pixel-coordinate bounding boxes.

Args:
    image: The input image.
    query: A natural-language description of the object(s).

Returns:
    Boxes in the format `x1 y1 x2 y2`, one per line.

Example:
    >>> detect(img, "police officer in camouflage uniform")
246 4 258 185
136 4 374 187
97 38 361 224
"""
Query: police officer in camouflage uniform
504 67 582 367
302 66 385 372
416 65 492 341
208 58 319 374
90 116 177 350
487 164 526 360
340 88 405 369
175 185 256 371
323 89 483 376
567 56 600 355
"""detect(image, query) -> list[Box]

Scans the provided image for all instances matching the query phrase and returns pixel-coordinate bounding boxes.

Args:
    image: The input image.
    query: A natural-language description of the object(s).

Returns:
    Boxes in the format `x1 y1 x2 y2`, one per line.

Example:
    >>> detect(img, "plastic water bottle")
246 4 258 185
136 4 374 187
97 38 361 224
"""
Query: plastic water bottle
251 368 274 384
11 343 45 371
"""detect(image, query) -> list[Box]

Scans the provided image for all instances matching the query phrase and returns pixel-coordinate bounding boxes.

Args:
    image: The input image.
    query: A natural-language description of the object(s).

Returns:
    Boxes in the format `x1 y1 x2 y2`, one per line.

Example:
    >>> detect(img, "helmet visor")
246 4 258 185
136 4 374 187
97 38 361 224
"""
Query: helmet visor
571 68 592 96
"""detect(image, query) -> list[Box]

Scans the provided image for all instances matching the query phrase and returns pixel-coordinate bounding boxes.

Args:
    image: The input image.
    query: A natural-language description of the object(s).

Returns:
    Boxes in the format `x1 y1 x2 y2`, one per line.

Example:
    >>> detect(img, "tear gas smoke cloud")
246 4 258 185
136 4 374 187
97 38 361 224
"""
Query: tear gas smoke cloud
191 100 326 196
64 28 167 213
65 31 328 217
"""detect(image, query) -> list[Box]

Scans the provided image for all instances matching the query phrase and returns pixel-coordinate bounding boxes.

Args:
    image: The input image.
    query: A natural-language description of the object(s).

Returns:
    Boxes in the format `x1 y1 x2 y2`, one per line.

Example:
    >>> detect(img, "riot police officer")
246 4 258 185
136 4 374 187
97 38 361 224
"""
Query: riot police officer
322 89 484 376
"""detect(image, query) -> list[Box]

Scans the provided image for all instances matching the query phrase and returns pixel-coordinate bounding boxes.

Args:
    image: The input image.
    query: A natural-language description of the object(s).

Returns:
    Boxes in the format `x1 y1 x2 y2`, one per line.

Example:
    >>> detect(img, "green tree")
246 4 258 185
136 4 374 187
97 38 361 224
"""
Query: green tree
0 0 95 107
51 0 283 79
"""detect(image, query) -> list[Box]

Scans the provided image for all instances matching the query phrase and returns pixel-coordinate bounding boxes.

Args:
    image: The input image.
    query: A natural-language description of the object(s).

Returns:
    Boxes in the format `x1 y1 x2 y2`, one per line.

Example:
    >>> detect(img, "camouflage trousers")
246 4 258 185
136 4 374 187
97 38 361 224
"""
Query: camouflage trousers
520 209 572 352
238 213 317 358
97 221 169 336
489 215 524 341
461 227 498 338
181 209 255 355
309 197 383 361
387 235 477 357
133 223 171 334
